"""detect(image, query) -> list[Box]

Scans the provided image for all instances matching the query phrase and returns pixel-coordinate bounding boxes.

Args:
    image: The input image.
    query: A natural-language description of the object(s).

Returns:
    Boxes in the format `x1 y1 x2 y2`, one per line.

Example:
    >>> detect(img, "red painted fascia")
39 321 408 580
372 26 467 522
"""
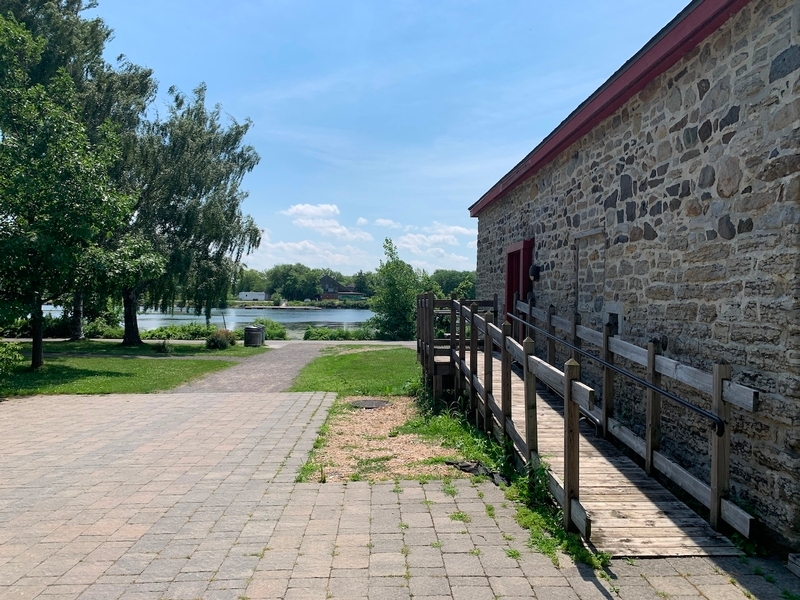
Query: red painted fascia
469 0 752 218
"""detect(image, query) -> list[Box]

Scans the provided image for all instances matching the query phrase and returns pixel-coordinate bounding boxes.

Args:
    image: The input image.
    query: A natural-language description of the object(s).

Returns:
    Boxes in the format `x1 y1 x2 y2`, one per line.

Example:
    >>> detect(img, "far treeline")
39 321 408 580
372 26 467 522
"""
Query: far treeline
0 2 262 369
235 262 475 306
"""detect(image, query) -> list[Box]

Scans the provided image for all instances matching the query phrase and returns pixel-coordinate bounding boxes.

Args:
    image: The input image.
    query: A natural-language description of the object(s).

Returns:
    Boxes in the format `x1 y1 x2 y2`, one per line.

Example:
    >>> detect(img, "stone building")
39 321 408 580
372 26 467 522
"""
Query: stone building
470 0 799 547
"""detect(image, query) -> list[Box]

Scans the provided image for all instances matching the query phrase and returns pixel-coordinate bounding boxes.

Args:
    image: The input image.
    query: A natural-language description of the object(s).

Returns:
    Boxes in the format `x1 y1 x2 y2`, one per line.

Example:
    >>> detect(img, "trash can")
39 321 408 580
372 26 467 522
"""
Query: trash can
244 326 262 347
256 325 265 345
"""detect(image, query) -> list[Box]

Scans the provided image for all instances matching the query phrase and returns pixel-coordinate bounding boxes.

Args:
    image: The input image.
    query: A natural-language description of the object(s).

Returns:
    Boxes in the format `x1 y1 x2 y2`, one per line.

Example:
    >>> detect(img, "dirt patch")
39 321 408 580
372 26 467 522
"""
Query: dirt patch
307 395 463 483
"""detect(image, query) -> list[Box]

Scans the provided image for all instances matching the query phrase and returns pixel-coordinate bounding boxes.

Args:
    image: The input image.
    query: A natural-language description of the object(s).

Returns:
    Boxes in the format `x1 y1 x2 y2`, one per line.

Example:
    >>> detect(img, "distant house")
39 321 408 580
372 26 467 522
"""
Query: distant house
238 291 268 301
320 276 366 301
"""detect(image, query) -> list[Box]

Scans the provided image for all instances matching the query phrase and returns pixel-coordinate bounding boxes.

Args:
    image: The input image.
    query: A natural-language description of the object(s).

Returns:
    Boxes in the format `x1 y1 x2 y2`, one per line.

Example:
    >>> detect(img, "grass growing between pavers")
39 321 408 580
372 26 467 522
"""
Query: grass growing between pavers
0 356 233 396
16 339 267 358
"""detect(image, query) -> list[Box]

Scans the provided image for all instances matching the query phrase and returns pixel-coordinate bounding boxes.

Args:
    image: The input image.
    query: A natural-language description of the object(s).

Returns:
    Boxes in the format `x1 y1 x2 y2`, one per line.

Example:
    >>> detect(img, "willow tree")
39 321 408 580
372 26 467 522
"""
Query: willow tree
0 15 130 368
121 84 261 344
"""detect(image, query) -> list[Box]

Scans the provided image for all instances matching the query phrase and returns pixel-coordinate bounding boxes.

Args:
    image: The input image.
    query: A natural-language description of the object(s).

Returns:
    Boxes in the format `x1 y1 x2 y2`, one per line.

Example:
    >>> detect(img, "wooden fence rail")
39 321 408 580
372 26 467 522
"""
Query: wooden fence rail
416 295 760 541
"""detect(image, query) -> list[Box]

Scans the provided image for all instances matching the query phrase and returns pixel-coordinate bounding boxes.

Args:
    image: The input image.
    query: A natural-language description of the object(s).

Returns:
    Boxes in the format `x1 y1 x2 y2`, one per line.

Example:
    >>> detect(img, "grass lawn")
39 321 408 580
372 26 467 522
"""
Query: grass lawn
0 356 232 396
16 339 267 358
289 347 419 397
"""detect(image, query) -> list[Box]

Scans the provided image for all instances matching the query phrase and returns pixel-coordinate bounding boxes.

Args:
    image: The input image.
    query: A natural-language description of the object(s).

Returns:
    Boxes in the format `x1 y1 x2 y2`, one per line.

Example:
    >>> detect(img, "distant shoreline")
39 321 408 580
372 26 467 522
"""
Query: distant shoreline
240 305 322 310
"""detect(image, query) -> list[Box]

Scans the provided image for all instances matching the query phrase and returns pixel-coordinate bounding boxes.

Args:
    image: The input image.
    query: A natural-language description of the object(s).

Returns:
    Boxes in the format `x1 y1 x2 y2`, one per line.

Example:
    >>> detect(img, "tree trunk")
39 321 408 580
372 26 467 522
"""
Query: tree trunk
31 302 44 369
70 292 84 341
122 288 142 346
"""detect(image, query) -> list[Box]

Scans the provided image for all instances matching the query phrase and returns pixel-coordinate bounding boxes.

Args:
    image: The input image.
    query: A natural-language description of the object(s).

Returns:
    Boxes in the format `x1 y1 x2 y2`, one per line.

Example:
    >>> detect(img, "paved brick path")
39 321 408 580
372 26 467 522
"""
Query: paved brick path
174 341 415 394
0 345 797 599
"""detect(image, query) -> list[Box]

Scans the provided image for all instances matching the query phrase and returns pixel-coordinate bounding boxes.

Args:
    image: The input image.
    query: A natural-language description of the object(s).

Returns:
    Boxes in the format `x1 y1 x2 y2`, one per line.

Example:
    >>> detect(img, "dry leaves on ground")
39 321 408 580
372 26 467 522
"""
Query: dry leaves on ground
307 395 463 483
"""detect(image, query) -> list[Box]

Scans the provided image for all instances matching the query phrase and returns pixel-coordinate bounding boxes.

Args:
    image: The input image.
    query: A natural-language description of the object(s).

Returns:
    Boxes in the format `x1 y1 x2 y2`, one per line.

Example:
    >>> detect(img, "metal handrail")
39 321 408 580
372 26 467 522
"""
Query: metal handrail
505 312 725 437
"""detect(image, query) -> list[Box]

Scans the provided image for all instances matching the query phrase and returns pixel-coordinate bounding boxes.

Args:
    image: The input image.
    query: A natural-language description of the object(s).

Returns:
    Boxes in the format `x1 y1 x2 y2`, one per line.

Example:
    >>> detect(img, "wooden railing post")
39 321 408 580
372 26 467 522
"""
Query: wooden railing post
416 295 421 364
528 300 536 353
426 292 435 384
547 305 556 365
645 340 662 476
523 337 538 461
563 358 581 533
513 291 520 341
469 303 478 419
501 322 512 441
601 322 614 439
483 311 494 434
458 298 466 396
450 296 459 399
710 361 732 530
571 312 581 363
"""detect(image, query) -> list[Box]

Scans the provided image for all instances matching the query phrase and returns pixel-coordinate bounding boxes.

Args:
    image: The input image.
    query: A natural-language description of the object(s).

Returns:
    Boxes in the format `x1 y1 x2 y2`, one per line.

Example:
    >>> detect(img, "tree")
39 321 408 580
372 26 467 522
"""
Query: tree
121 84 261 344
0 0 156 339
234 267 268 295
370 239 420 341
353 270 375 297
431 269 476 298
264 263 321 301
0 15 131 368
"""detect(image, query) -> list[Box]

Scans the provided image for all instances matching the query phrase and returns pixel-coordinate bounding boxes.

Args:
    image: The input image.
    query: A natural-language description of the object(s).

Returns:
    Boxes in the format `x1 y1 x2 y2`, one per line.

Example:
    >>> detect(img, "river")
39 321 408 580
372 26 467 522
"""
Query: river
43 305 374 340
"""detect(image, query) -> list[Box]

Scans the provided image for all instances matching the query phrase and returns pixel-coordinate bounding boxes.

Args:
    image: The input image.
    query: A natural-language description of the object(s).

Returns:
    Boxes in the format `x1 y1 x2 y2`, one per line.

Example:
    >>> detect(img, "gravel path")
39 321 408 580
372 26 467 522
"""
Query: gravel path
173 340 415 394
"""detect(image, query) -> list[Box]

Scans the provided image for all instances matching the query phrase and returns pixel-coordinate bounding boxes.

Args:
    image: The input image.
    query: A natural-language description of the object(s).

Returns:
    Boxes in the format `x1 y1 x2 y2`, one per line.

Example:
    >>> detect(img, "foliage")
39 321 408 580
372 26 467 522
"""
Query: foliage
121 83 261 343
290 347 419 397
13 339 265 358
140 323 218 340
0 342 22 376
370 239 420 341
302 326 373 341
83 320 124 339
0 15 132 367
264 263 322 301
431 270 476 299
0 356 232 396
206 329 237 350
1 314 71 338
251 317 288 340
233 267 268 295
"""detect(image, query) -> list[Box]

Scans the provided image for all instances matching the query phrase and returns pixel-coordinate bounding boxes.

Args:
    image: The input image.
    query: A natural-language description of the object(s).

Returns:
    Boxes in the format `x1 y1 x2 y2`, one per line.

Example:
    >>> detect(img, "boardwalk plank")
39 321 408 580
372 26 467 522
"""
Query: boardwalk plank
474 352 740 558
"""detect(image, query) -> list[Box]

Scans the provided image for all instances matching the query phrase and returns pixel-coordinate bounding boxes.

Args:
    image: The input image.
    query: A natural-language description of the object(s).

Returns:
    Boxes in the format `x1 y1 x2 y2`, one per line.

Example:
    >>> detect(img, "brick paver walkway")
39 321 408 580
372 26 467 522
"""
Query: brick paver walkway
0 346 797 599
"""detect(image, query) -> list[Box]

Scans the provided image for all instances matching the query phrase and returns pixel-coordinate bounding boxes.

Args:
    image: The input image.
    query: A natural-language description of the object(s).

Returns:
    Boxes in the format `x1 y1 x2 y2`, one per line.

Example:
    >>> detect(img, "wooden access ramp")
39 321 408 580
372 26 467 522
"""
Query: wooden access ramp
478 351 740 558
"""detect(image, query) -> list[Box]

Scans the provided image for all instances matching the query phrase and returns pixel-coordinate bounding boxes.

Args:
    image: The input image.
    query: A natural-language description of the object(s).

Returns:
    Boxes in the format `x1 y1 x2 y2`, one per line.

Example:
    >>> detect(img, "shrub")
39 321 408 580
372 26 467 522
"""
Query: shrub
206 329 235 350
141 323 218 340
0 342 23 376
302 326 373 341
153 340 174 354
1 314 71 338
251 317 288 340
84 320 125 339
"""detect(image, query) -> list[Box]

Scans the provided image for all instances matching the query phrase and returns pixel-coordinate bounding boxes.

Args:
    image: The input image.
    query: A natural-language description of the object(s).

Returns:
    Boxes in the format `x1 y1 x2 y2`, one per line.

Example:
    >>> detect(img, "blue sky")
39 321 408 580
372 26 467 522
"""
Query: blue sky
89 0 689 274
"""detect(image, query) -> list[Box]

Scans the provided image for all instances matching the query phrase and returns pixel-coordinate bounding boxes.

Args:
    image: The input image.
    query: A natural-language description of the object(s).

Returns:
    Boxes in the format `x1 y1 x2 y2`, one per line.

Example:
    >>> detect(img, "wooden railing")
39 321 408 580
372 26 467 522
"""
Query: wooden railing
416 294 760 540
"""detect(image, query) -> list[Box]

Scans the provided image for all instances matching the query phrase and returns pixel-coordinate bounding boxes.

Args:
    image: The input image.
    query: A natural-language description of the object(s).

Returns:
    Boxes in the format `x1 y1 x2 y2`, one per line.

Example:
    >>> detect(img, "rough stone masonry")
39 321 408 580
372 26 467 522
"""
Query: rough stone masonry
474 0 800 548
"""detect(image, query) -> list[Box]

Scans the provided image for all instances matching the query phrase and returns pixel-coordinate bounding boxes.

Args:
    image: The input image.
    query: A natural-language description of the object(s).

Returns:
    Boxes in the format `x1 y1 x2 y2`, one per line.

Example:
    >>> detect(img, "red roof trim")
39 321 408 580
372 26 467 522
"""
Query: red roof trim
469 0 752 218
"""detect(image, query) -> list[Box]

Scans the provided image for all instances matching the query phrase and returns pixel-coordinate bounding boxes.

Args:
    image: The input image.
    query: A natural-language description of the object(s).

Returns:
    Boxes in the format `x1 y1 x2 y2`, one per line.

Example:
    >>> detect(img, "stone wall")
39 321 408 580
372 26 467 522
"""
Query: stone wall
475 0 800 547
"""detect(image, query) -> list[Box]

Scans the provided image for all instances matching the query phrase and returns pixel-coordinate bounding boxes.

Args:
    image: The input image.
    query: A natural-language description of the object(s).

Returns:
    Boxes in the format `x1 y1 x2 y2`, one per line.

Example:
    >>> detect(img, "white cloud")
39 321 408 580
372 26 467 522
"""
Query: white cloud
396 233 459 255
293 218 373 242
280 203 340 218
375 218 402 229
408 248 473 271
247 239 374 270
356 217 369 226
423 221 476 236
467 240 478 250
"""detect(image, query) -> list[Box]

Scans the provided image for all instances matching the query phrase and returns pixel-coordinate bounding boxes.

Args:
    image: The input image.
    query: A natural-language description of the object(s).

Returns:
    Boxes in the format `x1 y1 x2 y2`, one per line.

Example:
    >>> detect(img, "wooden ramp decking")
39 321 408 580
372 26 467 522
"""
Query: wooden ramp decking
476 351 741 558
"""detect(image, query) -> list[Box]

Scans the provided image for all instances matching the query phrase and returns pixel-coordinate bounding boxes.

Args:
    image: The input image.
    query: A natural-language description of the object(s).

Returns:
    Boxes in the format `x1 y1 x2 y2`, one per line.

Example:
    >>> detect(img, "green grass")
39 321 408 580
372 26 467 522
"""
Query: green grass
0 356 232 396
289 347 419 396
449 511 471 523
17 339 267 358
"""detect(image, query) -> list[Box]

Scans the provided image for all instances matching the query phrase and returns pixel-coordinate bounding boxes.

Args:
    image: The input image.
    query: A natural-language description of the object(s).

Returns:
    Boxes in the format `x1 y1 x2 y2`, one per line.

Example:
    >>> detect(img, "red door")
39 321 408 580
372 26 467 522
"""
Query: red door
505 239 534 322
